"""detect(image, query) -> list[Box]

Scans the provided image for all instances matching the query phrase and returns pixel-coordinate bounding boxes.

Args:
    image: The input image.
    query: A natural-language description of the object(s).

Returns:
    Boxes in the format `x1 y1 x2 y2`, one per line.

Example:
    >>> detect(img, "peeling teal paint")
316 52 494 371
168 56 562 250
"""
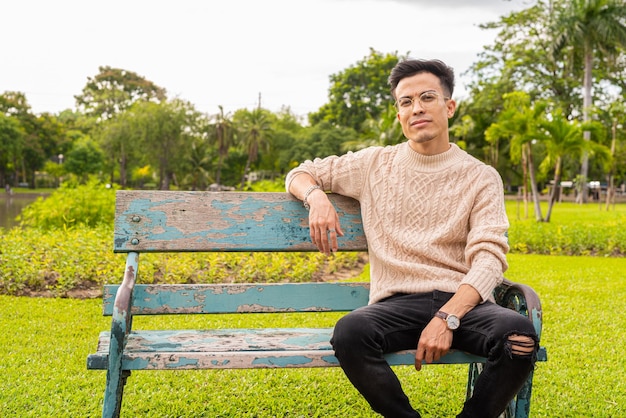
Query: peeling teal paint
123 358 151 370
113 191 366 252
102 283 371 315
252 356 314 367
165 357 199 369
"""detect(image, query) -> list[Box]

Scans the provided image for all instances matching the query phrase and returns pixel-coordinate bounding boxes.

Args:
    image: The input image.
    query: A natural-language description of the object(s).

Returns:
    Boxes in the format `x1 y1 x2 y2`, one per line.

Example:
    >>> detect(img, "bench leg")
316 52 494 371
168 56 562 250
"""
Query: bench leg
102 369 130 418
511 370 535 418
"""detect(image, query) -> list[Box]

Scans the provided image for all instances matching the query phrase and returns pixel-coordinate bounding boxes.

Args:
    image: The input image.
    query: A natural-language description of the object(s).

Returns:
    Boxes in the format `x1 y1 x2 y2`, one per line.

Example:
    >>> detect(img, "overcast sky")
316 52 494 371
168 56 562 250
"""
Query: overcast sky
1 0 529 118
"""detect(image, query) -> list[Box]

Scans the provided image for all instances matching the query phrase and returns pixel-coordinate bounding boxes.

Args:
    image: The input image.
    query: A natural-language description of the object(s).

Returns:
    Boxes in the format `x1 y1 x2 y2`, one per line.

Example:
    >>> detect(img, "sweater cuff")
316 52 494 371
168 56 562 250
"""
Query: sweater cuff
461 255 506 301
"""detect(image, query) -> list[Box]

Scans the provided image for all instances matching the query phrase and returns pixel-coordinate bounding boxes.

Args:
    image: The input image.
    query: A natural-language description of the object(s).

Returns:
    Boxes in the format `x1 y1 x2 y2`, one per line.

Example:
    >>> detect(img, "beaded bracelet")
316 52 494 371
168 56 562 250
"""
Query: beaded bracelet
302 185 322 210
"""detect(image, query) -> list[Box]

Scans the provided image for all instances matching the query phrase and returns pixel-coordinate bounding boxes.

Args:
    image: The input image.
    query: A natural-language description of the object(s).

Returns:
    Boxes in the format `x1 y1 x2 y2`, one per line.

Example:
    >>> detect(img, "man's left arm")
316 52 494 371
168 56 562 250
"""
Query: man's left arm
414 284 481 370
415 167 509 370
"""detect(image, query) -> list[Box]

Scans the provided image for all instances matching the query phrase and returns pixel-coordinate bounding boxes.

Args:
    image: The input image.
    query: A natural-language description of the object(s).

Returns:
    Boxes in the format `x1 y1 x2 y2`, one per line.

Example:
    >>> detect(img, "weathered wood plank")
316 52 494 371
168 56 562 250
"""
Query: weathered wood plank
114 191 366 252
102 283 371 315
87 329 547 371
87 328 490 370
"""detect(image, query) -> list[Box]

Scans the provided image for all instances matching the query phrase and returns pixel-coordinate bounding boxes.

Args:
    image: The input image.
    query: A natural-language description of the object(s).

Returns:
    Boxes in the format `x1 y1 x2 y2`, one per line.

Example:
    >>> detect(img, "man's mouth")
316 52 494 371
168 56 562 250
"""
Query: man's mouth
411 119 430 128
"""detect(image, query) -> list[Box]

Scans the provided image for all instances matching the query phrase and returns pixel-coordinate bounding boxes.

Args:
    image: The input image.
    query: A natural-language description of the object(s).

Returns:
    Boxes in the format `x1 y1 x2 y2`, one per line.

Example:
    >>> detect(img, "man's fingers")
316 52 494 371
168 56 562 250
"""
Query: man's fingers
328 228 339 252
414 345 425 371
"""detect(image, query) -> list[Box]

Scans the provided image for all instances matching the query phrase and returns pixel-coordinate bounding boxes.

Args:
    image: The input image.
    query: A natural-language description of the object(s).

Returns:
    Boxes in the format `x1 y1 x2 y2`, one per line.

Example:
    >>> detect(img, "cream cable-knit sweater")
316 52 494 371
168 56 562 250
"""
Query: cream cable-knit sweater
286 142 510 304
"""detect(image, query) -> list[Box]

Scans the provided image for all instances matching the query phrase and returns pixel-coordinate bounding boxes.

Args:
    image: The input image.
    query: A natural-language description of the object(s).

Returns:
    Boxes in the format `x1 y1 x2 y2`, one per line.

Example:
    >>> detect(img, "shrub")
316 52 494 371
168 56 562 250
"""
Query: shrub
2 193 624 297
0 223 363 296
506 203 626 256
18 179 117 230
0 225 120 295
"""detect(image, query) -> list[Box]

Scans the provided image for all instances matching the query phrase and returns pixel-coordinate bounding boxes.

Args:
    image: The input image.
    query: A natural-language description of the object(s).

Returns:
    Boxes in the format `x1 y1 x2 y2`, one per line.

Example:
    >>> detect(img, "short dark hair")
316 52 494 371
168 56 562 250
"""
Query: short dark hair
388 59 455 99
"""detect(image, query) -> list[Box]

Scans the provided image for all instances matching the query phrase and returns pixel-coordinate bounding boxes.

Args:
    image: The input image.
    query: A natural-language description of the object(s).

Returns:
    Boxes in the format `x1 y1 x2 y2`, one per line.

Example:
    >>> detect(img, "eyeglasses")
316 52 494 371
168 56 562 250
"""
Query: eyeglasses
395 91 450 112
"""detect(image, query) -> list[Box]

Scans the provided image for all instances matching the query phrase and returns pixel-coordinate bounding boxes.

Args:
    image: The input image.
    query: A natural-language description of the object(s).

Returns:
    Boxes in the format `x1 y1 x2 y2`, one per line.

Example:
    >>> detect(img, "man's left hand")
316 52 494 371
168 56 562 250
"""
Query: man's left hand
414 318 453 371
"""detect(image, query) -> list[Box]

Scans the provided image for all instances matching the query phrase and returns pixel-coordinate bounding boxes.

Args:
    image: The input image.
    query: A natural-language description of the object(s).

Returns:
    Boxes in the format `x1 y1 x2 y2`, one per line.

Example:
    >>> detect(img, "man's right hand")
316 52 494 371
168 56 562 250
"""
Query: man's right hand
306 188 344 255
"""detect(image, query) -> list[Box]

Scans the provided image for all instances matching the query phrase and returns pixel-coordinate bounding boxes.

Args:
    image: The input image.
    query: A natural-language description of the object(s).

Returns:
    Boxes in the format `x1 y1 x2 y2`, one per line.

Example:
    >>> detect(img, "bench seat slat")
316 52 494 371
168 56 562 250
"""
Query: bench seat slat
102 283 371 315
87 328 499 370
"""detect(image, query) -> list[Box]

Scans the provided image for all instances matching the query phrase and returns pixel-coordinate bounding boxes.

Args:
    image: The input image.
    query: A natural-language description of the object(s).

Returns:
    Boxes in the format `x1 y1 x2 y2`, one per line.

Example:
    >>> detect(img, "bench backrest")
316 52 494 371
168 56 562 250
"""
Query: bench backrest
114 191 366 253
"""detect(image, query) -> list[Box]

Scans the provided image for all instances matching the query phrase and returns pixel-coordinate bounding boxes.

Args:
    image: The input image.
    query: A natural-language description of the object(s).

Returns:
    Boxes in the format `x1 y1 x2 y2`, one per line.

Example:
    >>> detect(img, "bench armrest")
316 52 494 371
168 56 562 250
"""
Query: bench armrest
493 278 543 340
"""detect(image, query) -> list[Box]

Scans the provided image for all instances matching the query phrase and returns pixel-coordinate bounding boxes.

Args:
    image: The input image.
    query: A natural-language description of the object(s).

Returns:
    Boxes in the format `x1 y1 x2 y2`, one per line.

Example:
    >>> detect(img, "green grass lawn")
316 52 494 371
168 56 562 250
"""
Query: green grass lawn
1 254 625 417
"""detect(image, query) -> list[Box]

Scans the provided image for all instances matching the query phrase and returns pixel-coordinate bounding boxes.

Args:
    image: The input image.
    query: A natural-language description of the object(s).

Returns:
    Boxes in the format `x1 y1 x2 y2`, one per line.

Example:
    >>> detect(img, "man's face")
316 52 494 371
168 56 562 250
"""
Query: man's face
395 72 456 155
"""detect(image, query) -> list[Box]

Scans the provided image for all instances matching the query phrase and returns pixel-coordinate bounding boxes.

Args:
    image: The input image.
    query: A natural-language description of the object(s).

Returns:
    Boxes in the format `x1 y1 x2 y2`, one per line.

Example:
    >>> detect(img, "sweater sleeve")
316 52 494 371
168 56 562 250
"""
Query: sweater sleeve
285 148 380 199
461 166 510 301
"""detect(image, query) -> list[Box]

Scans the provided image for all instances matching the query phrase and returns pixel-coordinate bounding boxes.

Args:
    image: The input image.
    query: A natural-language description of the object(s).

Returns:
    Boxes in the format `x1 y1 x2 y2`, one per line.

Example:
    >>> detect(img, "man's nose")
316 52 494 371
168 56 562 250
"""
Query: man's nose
411 99 425 113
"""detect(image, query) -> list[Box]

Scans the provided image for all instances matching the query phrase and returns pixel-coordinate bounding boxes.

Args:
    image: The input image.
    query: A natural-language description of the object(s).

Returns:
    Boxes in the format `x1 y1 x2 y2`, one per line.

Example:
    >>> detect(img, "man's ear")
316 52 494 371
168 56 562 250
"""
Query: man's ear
447 99 457 119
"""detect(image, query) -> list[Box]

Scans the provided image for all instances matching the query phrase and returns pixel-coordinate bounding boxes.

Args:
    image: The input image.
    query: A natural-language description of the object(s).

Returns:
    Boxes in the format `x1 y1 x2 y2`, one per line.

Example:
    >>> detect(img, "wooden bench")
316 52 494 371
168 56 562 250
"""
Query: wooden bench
87 190 547 418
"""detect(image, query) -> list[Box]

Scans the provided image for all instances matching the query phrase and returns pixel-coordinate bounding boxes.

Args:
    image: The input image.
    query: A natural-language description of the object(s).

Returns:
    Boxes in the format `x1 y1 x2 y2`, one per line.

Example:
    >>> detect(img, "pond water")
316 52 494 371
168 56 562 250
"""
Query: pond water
0 193 46 229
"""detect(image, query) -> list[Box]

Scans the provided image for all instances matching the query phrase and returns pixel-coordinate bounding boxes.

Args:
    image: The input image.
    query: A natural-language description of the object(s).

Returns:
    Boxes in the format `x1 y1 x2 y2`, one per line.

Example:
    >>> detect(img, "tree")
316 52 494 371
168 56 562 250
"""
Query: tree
235 107 273 189
309 49 404 132
552 0 626 202
601 101 626 209
131 99 200 190
181 138 215 190
0 113 24 187
461 2 581 169
485 92 546 221
343 104 403 151
536 111 605 221
63 137 105 182
1 92 69 187
75 66 167 120
207 106 234 187
96 111 138 187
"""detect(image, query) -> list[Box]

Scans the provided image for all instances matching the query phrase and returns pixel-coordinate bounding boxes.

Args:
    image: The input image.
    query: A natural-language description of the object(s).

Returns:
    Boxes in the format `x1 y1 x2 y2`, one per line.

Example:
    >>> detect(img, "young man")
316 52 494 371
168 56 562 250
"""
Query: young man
285 59 539 418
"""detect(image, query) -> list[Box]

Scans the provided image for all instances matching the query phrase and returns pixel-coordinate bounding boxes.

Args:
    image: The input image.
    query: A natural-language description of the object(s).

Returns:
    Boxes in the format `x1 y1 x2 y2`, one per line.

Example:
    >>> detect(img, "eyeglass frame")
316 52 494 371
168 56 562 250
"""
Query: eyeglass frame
394 90 451 112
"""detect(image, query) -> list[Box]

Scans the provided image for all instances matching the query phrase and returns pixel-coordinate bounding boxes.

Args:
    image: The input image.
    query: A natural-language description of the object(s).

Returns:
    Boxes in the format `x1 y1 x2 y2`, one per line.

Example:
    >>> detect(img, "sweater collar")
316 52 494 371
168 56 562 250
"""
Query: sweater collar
399 142 465 172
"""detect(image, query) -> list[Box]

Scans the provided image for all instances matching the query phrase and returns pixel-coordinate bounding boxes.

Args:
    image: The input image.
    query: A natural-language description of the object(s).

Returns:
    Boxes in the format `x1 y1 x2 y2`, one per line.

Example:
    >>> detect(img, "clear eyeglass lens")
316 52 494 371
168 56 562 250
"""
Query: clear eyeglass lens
397 92 441 110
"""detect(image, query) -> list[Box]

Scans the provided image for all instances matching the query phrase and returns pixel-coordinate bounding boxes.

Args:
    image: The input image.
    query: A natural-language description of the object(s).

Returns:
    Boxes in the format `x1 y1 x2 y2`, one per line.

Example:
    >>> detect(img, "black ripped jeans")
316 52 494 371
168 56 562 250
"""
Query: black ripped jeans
330 291 539 418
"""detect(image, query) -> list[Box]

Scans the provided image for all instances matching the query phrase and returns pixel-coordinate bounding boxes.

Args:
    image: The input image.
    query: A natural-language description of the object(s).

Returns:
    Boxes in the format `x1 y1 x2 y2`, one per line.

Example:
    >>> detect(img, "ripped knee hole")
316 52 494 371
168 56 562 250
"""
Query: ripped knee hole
506 334 537 357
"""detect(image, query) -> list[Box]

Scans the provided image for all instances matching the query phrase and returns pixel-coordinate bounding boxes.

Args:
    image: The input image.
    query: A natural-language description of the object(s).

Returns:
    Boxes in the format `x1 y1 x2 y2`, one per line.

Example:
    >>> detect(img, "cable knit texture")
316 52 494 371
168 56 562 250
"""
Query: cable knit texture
286 143 510 304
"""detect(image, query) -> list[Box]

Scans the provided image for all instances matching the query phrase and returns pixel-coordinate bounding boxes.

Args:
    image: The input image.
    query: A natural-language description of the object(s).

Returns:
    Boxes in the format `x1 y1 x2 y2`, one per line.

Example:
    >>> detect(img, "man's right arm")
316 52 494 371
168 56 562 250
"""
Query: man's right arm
288 173 343 255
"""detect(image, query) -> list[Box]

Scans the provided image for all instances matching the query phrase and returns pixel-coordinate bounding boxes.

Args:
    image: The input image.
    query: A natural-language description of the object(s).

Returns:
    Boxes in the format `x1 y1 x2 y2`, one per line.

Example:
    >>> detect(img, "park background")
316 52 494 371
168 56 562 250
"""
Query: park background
2 0 626 416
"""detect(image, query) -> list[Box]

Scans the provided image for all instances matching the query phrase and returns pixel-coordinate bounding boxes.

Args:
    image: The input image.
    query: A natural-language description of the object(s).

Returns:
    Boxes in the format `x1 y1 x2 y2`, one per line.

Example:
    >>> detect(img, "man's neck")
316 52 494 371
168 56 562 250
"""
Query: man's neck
407 139 451 156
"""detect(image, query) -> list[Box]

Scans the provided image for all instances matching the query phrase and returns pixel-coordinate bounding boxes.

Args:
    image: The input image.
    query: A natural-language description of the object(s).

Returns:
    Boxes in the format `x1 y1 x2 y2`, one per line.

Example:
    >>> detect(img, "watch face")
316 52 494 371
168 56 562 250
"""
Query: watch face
447 315 460 330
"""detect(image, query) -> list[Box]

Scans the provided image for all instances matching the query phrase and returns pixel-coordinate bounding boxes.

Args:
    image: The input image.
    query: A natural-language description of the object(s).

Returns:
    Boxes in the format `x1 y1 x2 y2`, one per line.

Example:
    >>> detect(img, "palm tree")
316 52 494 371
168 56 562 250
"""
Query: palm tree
184 138 215 190
486 92 546 221
237 108 272 189
537 112 588 221
210 105 234 188
342 105 402 151
552 0 626 202
604 101 625 209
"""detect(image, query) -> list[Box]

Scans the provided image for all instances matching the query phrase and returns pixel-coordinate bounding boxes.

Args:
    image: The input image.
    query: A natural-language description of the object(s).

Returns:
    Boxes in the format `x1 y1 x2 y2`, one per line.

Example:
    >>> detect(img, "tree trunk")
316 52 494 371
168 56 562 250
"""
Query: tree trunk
521 143 529 219
527 144 543 222
215 154 224 186
579 46 593 204
544 157 562 222
605 119 617 211
240 158 251 190
119 156 127 188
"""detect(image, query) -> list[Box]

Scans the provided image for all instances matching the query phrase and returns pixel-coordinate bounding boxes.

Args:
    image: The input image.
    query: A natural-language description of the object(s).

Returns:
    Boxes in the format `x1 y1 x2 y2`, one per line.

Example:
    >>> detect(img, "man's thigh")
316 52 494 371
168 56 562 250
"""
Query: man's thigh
337 291 454 353
452 301 534 357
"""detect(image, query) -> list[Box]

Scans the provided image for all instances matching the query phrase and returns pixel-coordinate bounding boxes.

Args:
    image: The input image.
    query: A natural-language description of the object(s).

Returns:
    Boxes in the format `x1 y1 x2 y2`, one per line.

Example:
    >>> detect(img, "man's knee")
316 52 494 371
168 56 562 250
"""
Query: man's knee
495 312 539 361
505 333 538 360
331 310 377 356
